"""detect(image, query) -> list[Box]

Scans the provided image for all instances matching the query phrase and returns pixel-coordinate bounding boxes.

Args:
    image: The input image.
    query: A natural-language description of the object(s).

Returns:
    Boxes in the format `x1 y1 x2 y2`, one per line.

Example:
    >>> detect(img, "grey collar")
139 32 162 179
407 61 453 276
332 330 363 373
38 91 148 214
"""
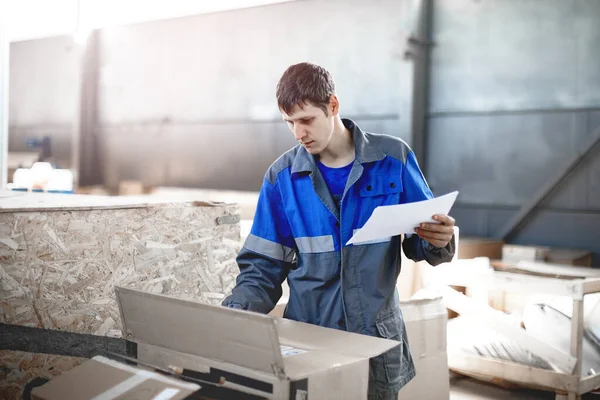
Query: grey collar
291 118 385 174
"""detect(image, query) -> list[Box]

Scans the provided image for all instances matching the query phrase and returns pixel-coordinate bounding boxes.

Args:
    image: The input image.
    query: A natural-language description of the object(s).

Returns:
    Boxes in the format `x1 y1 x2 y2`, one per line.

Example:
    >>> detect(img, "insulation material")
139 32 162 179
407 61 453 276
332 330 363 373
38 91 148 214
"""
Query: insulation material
522 303 600 376
447 315 553 371
522 294 600 350
448 305 600 376
0 191 243 398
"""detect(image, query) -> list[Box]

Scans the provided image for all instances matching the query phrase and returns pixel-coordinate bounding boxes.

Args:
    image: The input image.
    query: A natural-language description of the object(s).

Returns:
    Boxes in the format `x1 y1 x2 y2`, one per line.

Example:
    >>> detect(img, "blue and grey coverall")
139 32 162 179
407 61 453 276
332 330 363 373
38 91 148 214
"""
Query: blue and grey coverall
223 118 455 398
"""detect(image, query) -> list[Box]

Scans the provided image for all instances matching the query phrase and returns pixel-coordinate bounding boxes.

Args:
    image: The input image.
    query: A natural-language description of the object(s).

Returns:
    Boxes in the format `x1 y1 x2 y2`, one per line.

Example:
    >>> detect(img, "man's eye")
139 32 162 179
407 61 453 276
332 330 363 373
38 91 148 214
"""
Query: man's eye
302 119 313 124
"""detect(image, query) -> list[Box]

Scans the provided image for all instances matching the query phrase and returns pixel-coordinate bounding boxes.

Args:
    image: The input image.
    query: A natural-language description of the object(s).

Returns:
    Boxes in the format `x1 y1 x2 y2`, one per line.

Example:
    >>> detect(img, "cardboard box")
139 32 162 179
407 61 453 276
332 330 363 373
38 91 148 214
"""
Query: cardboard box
268 301 287 318
546 248 593 267
115 287 399 400
502 245 593 267
31 355 200 400
267 296 451 400
502 244 549 263
399 297 449 400
458 237 504 260
119 180 146 195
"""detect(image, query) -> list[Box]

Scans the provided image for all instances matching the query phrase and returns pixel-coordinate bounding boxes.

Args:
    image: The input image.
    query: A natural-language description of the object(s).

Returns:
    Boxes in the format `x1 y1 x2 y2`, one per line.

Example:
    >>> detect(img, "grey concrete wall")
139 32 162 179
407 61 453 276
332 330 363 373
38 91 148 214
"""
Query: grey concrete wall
9 36 81 164
427 0 600 259
97 0 415 190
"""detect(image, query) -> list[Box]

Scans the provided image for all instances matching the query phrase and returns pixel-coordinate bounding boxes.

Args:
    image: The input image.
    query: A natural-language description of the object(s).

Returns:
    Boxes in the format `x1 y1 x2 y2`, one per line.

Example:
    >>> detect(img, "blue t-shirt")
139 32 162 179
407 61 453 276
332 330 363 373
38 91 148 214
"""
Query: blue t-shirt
317 160 354 210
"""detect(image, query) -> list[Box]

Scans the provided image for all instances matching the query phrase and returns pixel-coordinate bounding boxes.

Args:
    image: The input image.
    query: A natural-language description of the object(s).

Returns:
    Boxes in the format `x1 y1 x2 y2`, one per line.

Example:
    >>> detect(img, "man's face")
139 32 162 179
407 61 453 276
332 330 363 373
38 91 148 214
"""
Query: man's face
281 102 334 155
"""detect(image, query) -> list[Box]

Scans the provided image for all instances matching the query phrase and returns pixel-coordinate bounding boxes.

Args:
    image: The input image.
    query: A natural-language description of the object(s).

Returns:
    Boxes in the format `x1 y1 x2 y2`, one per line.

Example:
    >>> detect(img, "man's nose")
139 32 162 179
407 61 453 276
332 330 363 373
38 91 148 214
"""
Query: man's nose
294 126 306 142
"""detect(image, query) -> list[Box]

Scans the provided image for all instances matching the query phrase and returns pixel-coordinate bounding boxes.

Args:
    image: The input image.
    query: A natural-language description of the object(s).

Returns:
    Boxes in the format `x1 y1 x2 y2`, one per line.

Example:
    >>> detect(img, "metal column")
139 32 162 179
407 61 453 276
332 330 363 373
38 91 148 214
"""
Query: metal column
0 9 9 189
77 30 103 186
408 0 434 175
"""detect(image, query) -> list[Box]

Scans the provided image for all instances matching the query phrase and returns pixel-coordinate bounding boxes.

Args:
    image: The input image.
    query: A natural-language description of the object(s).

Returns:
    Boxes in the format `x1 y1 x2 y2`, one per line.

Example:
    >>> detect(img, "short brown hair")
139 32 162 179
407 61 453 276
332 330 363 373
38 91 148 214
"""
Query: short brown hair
276 62 336 116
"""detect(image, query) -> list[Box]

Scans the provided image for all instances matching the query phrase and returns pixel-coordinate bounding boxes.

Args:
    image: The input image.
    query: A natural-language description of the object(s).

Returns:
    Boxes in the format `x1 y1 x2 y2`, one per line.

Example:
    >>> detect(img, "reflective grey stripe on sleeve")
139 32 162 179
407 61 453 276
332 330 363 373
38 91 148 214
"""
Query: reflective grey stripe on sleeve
244 234 295 262
296 235 335 253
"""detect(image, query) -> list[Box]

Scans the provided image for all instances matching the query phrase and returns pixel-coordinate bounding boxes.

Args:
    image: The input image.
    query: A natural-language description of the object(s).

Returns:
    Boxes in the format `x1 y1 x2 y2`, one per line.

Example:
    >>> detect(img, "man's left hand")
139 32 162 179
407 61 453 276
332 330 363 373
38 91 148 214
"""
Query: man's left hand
414 214 455 248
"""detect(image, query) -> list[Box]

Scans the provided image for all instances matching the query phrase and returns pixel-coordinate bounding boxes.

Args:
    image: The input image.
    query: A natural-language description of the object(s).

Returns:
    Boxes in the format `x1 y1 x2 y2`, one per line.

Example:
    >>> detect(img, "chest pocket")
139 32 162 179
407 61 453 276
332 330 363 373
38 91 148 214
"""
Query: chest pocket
359 175 403 198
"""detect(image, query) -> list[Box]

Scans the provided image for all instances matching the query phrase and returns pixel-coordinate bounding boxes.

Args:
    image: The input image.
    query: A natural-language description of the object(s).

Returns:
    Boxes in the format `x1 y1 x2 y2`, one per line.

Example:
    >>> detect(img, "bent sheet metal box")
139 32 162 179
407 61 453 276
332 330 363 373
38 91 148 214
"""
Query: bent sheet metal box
115 287 399 399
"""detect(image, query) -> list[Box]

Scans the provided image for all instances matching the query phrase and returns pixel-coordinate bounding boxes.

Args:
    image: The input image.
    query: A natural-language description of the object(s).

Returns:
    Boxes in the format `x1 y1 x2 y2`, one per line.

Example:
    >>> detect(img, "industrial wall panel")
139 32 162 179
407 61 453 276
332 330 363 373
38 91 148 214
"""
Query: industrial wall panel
102 122 278 191
430 0 600 113
101 116 403 191
590 110 600 133
9 0 415 189
427 110 598 209
101 123 170 189
9 36 81 126
88 0 415 190
9 36 81 163
543 109 600 210
98 0 412 124
586 111 600 207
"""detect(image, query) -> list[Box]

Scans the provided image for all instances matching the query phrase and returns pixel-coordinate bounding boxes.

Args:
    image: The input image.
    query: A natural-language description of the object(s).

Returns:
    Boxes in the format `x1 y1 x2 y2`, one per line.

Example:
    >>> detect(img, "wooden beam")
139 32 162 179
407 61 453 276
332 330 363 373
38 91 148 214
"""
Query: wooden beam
442 286 577 373
569 300 584 400
579 374 600 394
583 278 600 296
571 300 584 377
449 353 578 392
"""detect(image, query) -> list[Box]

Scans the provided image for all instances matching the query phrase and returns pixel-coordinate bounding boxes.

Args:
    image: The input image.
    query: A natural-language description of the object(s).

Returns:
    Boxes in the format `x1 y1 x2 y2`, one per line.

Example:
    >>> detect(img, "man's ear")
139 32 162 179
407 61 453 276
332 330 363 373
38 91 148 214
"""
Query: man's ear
329 95 340 116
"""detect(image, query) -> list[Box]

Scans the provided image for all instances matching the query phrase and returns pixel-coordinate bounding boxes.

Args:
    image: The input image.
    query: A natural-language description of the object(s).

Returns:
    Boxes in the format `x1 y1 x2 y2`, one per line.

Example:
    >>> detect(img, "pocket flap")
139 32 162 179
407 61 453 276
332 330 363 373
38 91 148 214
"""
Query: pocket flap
359 175 403 197
375 311 402 340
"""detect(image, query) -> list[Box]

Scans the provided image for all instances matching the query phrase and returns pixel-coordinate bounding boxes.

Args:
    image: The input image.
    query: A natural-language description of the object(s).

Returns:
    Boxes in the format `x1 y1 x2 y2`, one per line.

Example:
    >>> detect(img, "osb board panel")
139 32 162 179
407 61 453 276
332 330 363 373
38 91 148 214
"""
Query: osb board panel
0 350 84 400
0 202 242 334
0 201 242 397
0 190 235 213
150 187 259 220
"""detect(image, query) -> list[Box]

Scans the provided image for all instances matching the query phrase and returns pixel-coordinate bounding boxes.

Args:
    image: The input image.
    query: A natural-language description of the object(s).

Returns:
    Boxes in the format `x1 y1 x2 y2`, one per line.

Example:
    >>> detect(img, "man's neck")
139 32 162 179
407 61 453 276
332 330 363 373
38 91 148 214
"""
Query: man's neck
319 117 355 167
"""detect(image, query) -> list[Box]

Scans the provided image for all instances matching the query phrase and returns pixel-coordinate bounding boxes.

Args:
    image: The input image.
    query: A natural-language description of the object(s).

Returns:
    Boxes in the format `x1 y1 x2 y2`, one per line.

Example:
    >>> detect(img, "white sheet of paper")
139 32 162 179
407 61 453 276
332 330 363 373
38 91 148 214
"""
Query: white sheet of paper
347 191 459 245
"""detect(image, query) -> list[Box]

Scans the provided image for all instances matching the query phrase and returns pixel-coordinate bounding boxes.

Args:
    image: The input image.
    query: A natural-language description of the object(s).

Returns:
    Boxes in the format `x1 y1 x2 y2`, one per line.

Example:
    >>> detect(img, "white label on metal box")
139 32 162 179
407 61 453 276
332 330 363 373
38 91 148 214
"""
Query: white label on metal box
280 345 307 357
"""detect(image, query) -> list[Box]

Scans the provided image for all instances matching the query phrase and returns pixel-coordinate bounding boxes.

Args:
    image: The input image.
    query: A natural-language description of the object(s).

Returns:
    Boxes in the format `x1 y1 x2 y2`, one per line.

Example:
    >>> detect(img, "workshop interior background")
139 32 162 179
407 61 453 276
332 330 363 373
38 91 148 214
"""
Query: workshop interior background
2 1 600 399
7 0 600 263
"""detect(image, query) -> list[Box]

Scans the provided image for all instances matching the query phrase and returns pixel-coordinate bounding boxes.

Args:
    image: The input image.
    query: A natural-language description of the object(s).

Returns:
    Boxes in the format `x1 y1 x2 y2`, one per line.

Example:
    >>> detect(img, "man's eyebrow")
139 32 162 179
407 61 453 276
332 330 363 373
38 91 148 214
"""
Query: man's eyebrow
283 116 312 122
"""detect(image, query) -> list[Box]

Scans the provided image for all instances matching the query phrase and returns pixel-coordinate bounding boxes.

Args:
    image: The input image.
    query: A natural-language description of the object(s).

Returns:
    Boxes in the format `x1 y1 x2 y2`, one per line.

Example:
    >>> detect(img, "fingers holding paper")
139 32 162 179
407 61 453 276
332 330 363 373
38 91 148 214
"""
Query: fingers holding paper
414 214 455 248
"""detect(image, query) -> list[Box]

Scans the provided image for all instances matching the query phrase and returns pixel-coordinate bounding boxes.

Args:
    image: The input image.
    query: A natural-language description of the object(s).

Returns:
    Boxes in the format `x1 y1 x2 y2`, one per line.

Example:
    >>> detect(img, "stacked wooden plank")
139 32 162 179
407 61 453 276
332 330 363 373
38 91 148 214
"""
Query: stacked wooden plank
0 191 242 399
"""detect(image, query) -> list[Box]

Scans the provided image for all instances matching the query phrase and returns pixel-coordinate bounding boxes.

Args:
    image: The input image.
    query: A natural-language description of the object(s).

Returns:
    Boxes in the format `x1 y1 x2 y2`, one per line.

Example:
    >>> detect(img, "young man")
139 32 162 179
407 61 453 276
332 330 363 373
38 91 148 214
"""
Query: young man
222 62 455 399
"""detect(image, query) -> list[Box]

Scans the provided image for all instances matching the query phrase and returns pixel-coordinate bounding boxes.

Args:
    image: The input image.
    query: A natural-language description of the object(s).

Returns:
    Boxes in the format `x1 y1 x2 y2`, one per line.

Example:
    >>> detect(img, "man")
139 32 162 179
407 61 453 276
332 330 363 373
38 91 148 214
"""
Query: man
222 62 455 399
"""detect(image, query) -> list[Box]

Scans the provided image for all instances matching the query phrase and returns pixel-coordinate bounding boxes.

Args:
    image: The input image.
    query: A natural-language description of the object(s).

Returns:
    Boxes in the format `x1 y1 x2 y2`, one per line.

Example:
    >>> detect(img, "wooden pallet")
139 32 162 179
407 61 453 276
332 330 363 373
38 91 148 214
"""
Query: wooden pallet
428 258 600 400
